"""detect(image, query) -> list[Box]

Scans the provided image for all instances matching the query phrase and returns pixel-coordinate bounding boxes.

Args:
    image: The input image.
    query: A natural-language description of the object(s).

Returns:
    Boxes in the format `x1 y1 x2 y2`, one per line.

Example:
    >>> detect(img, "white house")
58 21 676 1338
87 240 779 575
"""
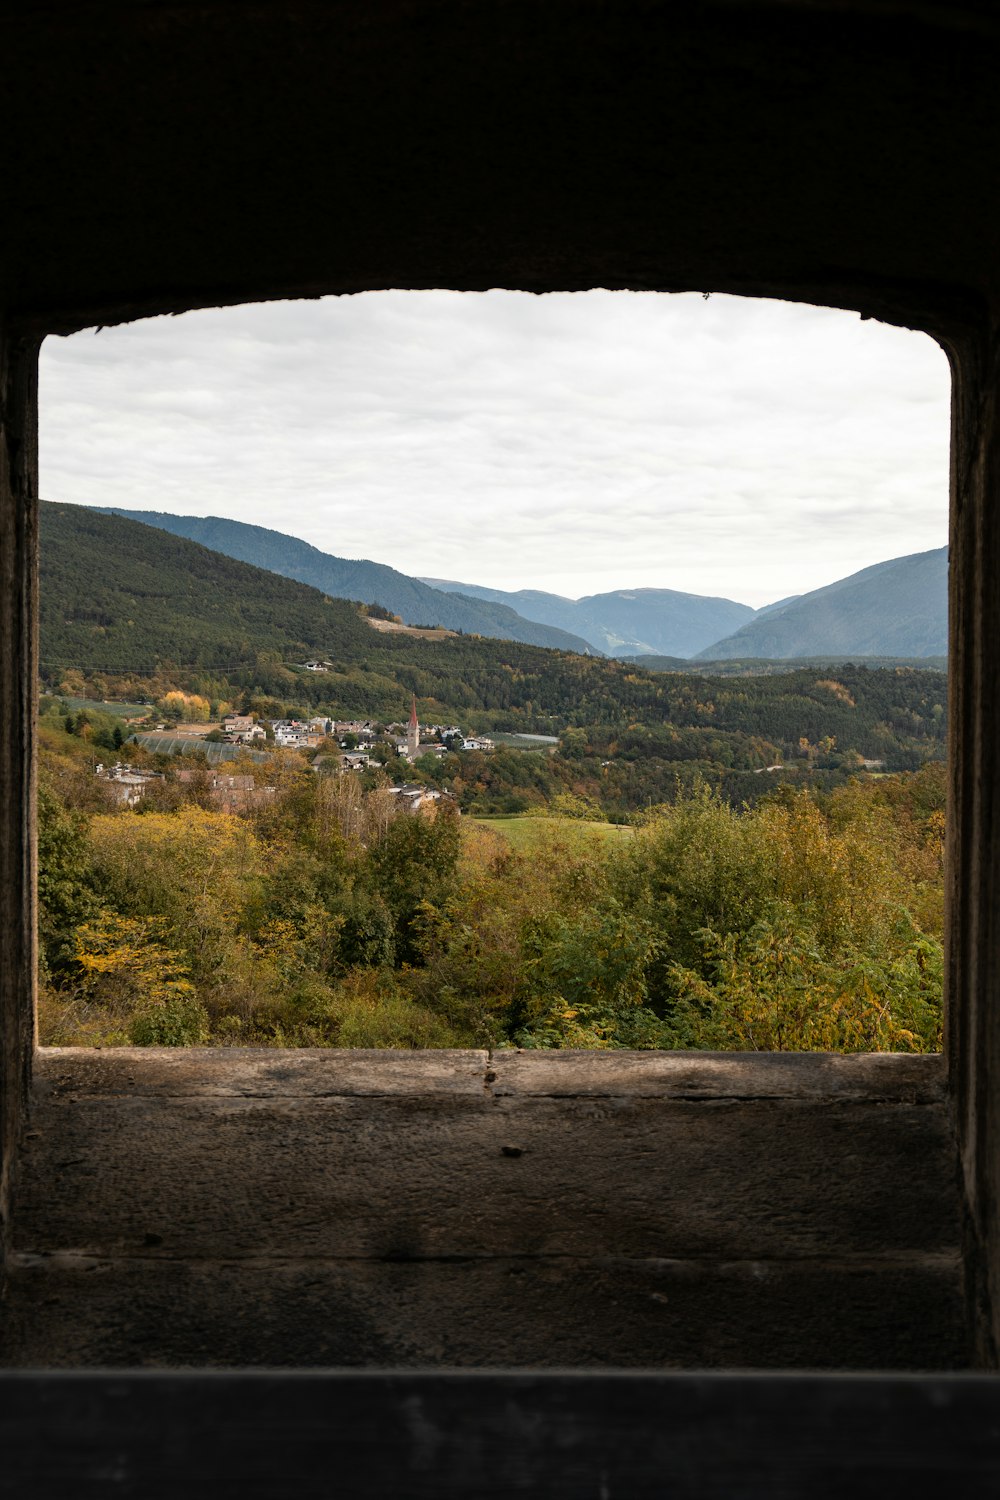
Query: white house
341 752 371 772
223 713 255 738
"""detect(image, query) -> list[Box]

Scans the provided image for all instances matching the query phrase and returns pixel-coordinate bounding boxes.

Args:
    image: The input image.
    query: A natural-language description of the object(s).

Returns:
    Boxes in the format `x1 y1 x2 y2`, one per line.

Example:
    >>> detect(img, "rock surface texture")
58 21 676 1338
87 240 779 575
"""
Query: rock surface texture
1 1050 967 1368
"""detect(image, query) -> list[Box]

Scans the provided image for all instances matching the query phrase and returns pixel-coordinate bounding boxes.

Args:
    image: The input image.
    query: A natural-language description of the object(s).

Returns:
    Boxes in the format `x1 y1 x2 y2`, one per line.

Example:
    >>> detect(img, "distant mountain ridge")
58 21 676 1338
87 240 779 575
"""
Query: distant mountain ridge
421 579 755 657
91 509 596 656
89 507 947 664
695 548 948 660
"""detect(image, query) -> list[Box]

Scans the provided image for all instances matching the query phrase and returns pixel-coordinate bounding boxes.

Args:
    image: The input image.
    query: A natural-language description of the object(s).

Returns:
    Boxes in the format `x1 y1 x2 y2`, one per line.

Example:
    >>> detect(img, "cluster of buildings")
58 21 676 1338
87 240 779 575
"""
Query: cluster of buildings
388 785 451 815
96 758 453 820
221 703 494 763
271 720 329 750
94 762 278 812
97 701 492 818
221 714 267 745
97 701 475 821
174 769 276 811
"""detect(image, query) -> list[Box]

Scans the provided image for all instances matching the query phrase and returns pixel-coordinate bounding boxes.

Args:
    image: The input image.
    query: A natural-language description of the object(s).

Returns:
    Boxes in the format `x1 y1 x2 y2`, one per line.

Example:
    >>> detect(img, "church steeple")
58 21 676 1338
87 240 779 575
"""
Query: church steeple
407 695 419 760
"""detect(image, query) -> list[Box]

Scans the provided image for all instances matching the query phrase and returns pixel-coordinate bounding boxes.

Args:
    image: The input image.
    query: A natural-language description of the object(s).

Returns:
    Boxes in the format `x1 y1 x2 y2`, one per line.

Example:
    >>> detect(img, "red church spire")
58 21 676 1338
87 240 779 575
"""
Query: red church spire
409 695 418 728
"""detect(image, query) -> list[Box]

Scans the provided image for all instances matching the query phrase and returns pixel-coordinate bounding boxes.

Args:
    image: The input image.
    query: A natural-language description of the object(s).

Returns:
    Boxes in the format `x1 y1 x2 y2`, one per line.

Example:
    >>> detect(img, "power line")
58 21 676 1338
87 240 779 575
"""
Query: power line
39 659 318 675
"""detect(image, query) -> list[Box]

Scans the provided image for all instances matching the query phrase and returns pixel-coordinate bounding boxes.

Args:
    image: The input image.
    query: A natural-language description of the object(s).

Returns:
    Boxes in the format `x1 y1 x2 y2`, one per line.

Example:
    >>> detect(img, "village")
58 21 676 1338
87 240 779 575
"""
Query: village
94 698 493 816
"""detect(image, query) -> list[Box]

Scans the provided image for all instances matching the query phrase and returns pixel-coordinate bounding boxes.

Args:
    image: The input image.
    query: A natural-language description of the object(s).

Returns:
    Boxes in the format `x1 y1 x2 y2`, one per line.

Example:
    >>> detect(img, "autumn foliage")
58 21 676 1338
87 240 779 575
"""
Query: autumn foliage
36 729 946 1052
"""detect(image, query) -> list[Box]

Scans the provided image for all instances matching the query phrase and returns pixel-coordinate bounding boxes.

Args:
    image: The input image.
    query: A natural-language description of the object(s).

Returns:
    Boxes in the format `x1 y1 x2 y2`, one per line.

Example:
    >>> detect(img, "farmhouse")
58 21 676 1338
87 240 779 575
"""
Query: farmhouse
222 713 255 736
94 762 164 807
387 784 455 817
332 720 376 740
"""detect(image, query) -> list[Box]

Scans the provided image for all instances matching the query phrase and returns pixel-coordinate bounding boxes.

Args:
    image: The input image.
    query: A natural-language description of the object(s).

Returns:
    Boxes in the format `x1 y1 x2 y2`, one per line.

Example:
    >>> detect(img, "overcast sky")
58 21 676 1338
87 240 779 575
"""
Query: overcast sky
39 290 950 609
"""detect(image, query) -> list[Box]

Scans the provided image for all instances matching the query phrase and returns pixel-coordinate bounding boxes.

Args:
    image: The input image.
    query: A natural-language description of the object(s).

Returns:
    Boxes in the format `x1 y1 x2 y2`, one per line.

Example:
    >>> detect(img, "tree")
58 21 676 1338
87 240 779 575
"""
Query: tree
72 910 208 1045
36 775 98 977
368 805 461 964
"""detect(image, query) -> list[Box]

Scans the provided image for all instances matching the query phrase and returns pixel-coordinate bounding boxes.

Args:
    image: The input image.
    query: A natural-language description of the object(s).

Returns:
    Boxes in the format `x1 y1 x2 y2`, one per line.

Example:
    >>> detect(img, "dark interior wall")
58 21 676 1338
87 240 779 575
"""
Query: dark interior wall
947 326 1000 1367
4 0 1000 1363
4 0 999 336
0 330 38 1234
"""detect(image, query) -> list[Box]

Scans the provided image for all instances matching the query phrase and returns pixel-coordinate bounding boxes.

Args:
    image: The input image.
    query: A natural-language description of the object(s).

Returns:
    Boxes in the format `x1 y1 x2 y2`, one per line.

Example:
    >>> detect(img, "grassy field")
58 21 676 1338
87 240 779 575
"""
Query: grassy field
489 732 560 751
468 814 634 851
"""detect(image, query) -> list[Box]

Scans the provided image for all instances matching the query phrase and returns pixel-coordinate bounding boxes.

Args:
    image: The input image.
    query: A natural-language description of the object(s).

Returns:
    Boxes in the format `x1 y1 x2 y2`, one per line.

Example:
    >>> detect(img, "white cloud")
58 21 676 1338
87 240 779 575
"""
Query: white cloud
39 290 950 608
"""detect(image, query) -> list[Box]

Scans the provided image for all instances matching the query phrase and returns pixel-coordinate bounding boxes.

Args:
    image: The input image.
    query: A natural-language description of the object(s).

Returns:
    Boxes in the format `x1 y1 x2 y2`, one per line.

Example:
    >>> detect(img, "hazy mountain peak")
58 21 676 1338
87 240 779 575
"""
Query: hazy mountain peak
83 508 947 664
696 547 947 660
422 577 755 658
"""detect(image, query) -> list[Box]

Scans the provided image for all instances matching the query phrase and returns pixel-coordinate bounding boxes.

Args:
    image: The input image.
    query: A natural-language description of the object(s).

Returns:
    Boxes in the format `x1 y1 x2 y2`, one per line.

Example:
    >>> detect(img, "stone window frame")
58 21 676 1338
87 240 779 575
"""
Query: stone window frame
0 312 984 1348
3 0 1000 1375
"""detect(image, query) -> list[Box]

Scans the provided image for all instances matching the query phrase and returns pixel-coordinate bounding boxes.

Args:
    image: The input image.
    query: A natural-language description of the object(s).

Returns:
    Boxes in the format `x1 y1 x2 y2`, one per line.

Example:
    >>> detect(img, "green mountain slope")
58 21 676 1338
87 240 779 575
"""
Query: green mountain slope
93 508 596 655
422 577 755 657
40 502 376 675
38 502 709 724
695 549 948 660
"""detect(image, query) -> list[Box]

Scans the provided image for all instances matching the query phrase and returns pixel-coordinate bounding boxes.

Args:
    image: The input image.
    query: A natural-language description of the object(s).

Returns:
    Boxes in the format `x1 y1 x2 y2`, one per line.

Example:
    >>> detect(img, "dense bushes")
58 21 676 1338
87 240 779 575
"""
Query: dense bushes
36 740 945 1053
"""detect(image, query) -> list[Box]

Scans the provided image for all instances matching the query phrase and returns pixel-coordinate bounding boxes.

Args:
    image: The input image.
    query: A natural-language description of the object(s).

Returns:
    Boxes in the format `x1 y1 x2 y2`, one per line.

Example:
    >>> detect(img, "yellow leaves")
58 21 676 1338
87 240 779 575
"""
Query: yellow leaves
252 916 301 958
926 808 946 845
74 911 194 993
670 915 942 1054
85 806 267 992
57 670 88 697
249 914 329 981
68 910 209 1046
69 909 201 1038
93 803 245 845
158 690 211 722
525 996 615 1048
89 806 262 907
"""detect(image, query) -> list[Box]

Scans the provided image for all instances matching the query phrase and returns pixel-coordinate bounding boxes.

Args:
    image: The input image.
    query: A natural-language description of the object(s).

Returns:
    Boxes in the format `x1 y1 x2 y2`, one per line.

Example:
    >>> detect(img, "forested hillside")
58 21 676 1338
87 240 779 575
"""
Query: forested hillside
93 507 595 653
41 501 376 675
90 505 946 664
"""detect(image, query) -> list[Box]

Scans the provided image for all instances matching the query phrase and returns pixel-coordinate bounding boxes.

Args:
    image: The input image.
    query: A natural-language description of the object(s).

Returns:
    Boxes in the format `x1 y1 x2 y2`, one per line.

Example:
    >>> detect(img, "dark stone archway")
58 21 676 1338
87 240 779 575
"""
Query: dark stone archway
4 0 1000 1398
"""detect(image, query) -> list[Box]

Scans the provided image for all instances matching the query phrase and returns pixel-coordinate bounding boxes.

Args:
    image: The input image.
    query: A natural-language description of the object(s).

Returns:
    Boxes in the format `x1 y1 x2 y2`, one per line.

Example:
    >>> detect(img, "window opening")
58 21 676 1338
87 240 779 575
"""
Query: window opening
36 291 950 1054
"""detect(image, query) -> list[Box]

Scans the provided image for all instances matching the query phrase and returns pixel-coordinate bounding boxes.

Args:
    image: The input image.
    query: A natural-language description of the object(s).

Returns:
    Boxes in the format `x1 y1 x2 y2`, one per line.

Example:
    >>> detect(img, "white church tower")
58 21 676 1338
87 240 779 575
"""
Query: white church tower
407 695 420 760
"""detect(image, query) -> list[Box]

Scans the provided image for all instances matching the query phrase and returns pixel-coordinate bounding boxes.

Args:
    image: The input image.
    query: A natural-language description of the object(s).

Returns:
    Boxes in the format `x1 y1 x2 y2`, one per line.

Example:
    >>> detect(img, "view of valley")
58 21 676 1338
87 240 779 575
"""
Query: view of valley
36 292 950 1053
